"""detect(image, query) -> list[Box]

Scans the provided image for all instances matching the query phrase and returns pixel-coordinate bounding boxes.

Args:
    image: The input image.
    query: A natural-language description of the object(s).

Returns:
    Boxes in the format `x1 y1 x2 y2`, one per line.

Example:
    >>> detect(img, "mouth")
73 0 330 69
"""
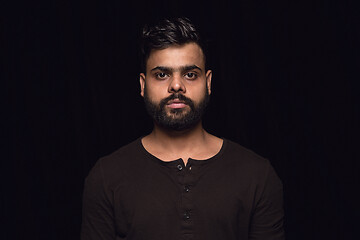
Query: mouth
166 99 188 109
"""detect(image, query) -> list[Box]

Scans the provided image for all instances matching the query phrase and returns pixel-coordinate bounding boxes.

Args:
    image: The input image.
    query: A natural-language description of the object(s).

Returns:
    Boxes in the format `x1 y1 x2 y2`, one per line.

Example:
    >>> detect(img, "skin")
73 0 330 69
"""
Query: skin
139 42 223 165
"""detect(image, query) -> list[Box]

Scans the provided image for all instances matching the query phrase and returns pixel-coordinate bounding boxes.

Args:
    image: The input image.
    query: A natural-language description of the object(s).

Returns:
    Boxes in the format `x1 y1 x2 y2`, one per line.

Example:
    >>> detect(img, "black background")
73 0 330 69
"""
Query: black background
3 0 359 239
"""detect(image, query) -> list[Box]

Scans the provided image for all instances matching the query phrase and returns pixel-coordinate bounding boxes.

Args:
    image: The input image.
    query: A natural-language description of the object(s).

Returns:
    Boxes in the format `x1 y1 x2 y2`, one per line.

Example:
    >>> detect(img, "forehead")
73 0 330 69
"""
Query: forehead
146 43 205 72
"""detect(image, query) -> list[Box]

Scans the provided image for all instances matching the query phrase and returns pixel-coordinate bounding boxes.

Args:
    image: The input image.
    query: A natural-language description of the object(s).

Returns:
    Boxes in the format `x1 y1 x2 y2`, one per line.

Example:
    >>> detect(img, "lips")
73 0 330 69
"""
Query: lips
167 99 187 109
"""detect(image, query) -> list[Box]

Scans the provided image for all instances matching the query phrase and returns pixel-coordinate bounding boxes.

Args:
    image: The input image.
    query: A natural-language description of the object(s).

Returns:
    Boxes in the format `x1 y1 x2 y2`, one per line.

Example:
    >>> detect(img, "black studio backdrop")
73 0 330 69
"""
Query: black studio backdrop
3 0 359 239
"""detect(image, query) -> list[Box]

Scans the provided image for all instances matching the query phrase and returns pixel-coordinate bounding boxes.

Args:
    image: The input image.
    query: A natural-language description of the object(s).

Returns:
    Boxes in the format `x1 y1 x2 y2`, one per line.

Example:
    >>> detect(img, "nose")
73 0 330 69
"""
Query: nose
168 74 186 93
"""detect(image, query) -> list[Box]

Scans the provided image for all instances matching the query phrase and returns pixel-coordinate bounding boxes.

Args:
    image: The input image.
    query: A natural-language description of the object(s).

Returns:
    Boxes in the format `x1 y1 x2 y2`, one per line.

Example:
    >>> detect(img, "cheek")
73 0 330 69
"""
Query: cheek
144 83 167 102
191 83 208 97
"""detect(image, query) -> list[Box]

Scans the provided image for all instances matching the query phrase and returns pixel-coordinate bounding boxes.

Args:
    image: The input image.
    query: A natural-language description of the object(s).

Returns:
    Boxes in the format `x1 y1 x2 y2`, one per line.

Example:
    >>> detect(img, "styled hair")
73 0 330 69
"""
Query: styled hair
140 17 207 73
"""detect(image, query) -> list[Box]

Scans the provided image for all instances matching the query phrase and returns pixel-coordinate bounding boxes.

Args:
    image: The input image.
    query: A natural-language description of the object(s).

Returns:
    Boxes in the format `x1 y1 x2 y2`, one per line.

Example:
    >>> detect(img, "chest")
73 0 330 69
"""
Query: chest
112 162 254 238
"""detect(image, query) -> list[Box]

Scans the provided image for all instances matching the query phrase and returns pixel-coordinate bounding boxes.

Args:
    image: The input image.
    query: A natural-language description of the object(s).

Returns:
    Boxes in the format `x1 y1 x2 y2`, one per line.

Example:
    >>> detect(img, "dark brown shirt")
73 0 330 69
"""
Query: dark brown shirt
81 138 284 240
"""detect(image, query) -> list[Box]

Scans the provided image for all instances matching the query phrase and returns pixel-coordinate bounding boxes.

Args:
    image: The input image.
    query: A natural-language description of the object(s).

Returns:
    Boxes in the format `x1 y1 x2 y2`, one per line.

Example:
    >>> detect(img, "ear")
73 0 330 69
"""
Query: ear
139 73 146 97
205 70 212 95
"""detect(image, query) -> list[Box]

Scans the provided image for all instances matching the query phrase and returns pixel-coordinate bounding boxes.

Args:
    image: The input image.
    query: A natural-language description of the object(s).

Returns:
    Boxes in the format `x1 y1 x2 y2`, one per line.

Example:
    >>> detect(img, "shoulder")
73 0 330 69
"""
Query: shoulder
220 139 275 179
223 139 270 166
220 139 283 197
100 138 143 168
86 138 144 185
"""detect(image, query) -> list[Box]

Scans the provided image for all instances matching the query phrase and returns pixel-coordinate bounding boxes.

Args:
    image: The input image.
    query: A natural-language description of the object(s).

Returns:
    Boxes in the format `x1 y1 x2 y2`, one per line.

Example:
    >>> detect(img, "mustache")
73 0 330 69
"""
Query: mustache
159 93 194 108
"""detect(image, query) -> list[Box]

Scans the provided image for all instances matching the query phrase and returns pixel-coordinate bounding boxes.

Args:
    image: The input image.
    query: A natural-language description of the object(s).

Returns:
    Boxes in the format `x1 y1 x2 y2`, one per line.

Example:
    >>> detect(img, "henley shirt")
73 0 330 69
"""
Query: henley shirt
81 138 284 240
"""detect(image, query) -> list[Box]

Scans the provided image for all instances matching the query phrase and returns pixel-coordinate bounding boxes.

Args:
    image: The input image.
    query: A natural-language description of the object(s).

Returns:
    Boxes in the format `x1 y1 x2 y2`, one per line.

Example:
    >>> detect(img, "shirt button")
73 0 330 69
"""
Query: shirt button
184 186 190 192
177 164 183 171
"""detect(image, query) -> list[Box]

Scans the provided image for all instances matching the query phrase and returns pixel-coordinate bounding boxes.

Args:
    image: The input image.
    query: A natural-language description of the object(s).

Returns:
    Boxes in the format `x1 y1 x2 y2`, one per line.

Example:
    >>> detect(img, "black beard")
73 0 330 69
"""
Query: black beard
143 89 210 131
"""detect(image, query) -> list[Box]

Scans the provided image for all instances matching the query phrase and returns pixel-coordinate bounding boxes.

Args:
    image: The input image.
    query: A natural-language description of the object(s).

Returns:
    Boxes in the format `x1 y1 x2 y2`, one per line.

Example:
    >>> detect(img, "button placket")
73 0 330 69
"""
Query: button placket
178 160 197 236
183 211 191 220
177 164 183 171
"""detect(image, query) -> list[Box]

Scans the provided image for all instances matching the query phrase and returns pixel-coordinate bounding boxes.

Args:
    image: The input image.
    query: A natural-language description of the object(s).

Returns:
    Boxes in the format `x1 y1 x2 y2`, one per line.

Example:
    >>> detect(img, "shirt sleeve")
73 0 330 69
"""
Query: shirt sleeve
81 160 116 240
249 162 285 240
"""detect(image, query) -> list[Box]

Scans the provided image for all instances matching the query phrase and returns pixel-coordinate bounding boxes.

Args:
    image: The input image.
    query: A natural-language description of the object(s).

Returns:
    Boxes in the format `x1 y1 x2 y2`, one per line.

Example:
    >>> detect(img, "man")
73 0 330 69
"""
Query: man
81 17 284 240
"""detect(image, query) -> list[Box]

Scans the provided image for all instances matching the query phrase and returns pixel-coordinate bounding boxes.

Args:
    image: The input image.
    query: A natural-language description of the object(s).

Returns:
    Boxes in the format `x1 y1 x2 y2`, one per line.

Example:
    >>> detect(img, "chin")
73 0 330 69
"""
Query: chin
169 106 191 113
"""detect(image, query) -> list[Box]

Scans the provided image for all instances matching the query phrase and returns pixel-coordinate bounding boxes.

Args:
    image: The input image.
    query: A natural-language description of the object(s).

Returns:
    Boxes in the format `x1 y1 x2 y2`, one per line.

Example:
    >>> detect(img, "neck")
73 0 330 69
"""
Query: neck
141 120 223 164
149 121 207 151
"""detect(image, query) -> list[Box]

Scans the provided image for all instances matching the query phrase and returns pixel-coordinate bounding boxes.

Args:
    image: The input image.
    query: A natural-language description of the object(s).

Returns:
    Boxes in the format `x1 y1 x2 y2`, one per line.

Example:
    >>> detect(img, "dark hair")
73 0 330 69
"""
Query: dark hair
140 17 207 73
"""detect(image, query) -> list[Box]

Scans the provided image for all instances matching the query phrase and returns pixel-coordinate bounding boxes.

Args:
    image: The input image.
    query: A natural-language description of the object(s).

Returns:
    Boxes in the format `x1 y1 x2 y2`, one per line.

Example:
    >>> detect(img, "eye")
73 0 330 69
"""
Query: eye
155 72 169 80
184 72 198 80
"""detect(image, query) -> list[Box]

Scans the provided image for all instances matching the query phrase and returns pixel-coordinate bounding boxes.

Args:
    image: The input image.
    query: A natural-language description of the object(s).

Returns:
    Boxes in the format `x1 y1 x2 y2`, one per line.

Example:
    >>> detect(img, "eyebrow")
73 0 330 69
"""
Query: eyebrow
150 65 202 73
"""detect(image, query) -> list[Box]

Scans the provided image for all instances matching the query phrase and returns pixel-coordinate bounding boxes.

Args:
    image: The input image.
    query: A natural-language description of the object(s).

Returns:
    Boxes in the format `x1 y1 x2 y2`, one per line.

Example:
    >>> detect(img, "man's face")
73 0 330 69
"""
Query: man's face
139 42 212 131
